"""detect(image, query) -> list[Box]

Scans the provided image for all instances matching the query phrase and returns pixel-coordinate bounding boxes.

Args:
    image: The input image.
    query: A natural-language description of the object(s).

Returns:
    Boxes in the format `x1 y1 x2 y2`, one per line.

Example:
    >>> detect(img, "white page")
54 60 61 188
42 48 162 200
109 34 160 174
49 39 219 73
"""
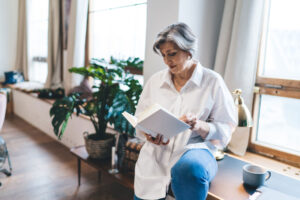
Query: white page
122 104 191 142
138 108 190 140
137 103 161 123
122 112 137 127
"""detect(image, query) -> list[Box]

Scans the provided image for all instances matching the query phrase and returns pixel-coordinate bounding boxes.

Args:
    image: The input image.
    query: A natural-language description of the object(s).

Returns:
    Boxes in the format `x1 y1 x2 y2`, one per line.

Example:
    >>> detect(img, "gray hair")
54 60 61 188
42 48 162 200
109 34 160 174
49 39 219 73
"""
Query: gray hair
153 23 197 57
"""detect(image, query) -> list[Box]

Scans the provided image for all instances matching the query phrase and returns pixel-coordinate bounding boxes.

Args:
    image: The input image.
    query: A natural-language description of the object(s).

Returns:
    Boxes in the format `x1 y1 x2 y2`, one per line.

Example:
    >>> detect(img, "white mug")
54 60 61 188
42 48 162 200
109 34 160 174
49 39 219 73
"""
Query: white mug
243 164 271 187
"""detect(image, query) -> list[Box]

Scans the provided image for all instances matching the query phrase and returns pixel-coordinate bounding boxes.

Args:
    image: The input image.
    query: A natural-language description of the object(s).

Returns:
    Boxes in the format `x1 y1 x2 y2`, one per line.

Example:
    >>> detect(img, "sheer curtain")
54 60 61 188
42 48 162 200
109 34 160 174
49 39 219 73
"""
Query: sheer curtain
64 0 89 94
213 0 265 155
14 0 28 80
45 0 63 88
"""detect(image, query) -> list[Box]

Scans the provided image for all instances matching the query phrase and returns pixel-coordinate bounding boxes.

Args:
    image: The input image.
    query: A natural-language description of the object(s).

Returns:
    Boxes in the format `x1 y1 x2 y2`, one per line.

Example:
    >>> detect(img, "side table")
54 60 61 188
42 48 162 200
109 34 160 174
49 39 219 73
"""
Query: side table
70 145 134 189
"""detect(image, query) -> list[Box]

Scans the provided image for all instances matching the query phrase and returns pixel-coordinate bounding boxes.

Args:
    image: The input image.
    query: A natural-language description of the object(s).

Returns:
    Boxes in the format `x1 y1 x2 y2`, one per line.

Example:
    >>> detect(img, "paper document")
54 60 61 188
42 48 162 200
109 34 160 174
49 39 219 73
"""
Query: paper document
122 104 190 142
252 186 300 200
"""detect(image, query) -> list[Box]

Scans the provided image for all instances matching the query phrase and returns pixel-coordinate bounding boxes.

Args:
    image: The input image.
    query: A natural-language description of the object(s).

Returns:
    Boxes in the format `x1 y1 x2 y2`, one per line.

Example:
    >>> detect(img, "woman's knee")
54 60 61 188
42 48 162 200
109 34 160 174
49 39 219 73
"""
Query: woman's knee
171 156 209 183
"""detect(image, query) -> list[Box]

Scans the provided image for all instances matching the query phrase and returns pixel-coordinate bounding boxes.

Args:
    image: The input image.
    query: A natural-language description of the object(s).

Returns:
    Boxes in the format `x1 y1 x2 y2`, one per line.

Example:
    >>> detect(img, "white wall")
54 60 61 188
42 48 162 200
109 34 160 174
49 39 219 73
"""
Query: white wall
143 0 180 82
0 0 19 82
143 0 225 83
179 0 224 69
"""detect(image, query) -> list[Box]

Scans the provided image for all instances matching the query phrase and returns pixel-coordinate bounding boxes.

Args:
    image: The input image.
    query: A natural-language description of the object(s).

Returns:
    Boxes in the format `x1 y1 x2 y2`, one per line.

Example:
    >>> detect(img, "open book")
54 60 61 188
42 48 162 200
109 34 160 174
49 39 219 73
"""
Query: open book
122 104 190 142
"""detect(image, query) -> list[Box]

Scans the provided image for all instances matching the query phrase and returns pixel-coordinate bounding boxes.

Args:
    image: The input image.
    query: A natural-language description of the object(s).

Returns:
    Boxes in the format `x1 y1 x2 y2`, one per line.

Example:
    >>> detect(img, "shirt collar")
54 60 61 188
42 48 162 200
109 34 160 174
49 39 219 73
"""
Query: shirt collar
159 69 173 88
160 62 203 88
188 62 203 87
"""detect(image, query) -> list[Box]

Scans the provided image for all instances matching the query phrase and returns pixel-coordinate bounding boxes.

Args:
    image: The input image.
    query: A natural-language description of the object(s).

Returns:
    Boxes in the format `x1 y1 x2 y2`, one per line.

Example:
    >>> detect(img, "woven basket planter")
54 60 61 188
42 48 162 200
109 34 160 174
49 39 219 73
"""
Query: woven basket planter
83 132 114 159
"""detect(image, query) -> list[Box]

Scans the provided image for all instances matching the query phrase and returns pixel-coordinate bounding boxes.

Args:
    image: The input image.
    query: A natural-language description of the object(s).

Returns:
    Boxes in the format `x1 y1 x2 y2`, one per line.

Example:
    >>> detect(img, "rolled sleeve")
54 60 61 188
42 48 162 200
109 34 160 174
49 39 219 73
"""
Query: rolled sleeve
205 122 217 141
206 121 236 148
204 76 238 148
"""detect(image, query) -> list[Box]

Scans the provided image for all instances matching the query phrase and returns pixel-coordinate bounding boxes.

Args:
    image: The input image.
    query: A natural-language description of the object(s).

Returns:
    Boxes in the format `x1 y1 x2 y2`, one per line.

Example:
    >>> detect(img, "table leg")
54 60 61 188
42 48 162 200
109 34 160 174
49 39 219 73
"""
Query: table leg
78 158 81 186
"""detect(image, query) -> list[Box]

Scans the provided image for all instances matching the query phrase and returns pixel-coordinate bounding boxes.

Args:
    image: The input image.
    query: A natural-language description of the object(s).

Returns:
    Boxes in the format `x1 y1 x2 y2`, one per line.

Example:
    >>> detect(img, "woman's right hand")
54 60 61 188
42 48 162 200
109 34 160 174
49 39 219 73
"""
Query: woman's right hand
144 133 169 145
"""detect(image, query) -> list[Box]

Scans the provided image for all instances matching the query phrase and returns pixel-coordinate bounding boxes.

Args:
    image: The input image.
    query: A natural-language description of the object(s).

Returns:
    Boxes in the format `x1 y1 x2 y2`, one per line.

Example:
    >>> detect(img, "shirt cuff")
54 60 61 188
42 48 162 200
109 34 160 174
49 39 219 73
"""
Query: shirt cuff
205 122 217 141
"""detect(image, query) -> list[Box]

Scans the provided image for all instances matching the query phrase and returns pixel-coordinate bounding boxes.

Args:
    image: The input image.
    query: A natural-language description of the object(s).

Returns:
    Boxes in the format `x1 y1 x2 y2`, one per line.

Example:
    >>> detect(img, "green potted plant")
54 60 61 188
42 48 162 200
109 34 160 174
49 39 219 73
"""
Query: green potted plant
50 58 142 159
110 56 143 75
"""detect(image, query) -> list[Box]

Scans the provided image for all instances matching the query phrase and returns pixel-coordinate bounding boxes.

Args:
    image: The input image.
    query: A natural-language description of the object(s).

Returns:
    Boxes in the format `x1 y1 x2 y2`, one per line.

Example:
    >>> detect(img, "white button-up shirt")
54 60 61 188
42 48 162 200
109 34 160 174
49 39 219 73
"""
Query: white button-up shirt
134 63 237 199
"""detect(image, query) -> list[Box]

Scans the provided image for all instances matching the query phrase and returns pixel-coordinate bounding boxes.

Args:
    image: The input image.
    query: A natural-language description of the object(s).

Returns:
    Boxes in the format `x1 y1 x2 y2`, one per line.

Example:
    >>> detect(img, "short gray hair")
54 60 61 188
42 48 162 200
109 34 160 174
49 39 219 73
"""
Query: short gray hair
153 23 197 57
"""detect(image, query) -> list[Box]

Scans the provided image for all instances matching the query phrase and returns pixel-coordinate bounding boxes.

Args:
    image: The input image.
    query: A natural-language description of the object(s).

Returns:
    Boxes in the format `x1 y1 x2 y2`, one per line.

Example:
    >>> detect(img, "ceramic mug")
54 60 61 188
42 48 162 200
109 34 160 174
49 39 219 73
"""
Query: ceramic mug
243 164 271 187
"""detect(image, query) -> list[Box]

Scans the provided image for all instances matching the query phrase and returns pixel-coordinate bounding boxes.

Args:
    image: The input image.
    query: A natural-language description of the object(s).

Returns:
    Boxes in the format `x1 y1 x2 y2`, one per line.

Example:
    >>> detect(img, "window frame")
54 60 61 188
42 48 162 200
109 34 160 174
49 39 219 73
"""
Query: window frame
249 0 300 167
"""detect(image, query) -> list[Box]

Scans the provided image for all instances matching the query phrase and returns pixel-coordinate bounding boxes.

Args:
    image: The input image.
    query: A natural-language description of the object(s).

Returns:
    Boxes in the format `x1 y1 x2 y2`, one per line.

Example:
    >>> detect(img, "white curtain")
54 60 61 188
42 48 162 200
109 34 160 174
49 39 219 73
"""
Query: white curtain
213 0 265 155
14 0 29 80
64 0 88 94
45 0 63 88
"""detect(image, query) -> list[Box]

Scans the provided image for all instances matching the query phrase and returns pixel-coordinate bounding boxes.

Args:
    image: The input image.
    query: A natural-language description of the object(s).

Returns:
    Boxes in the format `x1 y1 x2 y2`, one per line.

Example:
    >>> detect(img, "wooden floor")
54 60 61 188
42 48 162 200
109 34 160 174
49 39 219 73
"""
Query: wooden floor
0 115 134 200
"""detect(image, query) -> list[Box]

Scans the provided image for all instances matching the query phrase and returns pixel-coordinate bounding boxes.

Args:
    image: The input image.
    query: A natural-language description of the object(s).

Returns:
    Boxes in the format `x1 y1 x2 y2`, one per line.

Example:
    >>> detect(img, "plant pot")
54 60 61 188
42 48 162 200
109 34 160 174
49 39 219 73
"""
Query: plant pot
83 132 114 159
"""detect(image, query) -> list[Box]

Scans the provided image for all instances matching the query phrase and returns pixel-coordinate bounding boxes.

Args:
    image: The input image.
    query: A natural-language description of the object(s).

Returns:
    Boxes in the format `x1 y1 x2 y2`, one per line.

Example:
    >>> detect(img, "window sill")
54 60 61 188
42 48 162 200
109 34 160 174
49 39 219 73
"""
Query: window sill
229 151 300 181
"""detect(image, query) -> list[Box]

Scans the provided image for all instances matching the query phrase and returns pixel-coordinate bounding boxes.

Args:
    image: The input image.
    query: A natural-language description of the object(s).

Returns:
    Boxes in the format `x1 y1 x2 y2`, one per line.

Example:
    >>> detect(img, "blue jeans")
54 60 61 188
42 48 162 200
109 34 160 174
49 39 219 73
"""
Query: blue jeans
134 149 218 200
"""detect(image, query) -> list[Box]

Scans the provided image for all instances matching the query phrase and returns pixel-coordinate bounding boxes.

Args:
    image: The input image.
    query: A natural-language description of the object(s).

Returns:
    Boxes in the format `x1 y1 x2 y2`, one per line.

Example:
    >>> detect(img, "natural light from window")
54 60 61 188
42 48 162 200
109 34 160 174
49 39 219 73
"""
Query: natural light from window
255 0 300 156
256 95 300 153
27 0 49 83
261 0 300 80
89 0 147 61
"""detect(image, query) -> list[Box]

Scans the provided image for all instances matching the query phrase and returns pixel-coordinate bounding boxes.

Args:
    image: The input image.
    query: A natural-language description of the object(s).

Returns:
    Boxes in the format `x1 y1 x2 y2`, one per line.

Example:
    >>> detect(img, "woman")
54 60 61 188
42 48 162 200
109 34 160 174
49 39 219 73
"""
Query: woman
134 23 237 200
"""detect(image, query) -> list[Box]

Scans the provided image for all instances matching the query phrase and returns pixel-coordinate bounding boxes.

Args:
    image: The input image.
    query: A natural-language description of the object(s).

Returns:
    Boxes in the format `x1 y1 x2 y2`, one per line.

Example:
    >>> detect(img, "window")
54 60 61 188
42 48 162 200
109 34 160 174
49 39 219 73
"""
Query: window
250 0 300 166
88 0 147 61
27 0 49 83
